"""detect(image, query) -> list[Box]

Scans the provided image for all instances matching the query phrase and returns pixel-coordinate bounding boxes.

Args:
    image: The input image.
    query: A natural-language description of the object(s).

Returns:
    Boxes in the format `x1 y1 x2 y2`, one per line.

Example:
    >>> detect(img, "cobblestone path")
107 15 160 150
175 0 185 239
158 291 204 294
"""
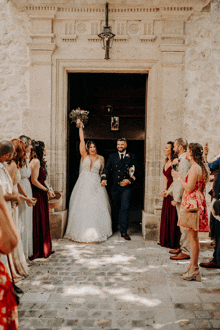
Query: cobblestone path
18 232 220 330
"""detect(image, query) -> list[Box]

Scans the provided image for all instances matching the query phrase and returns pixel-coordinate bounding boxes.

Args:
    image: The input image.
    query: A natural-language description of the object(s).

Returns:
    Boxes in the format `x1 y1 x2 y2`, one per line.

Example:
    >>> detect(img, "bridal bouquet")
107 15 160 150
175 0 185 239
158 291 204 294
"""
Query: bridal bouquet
69 107 89 128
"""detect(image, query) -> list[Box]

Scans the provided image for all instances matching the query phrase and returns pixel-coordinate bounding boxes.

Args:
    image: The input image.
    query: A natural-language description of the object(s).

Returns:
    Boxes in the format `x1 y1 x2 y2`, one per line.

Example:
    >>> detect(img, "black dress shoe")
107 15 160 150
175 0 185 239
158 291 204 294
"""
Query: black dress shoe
13 284 24 295
121 233 131 240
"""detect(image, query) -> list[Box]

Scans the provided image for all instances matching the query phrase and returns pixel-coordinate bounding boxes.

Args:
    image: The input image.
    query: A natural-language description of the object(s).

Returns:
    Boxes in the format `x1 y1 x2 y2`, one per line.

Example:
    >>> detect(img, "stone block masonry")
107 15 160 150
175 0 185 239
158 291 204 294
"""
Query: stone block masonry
0 1 30 140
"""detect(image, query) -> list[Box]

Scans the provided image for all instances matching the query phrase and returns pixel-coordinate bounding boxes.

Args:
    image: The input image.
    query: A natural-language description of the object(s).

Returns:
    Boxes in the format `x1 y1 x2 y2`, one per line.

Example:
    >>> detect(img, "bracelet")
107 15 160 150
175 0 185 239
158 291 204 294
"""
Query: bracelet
178 177 181 181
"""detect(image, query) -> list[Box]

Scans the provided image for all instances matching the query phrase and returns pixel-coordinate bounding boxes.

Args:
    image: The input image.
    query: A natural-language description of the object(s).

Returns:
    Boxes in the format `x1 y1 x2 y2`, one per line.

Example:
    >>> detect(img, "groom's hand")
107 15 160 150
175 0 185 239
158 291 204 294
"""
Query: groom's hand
120 179 130 187
101 180 107 187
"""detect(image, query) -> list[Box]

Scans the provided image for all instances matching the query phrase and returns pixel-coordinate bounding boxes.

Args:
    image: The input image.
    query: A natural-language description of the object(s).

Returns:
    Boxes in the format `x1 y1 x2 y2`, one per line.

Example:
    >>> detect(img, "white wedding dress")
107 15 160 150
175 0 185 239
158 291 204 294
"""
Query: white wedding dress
65 155 112 243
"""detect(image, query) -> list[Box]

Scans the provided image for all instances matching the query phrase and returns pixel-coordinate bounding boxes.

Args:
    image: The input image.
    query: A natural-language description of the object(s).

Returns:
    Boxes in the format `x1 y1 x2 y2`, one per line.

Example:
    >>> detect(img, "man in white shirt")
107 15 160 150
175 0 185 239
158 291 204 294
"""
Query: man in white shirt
0 141 20 210
164 138 191 260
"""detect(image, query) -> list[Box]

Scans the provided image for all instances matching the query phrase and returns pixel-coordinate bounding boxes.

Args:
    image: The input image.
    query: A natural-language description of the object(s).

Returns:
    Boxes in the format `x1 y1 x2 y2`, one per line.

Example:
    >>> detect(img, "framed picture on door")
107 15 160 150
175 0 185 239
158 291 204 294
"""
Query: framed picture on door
111 116 119 131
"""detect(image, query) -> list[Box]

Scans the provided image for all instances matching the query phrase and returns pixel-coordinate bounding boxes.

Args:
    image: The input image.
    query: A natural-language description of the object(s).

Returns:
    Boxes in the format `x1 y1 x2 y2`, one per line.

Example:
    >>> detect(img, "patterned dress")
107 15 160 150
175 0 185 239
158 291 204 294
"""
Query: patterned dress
0 262 18 330
180 171 209 232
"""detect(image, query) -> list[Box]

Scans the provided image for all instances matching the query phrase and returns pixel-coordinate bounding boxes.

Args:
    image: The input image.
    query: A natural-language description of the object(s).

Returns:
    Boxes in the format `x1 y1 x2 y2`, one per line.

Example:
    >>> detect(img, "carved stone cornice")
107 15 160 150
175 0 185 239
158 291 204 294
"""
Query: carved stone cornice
12 0 211 17
17 0 210 49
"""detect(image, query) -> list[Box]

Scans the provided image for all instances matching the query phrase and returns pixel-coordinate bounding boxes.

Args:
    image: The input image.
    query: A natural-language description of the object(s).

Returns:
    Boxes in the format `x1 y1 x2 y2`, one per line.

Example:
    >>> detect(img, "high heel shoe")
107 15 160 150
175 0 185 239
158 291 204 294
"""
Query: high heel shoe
183 269 201 282
180 264 191 275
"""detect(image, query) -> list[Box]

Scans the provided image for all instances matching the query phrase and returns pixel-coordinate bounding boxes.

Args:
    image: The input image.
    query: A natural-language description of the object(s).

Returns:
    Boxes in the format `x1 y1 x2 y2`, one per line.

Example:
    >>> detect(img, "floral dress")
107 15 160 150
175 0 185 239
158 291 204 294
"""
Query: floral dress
179 170 209 232
0 262 18 330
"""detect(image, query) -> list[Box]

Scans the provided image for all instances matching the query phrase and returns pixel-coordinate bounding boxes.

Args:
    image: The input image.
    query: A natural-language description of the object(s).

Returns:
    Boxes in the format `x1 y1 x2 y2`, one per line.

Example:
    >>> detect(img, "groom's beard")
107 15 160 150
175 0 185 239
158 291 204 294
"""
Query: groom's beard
117 148 126 153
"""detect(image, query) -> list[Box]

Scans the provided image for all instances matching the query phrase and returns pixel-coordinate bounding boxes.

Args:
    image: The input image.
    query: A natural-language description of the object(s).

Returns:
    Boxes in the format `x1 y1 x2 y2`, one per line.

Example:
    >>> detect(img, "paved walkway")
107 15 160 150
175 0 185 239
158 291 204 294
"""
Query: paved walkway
18 231 220 330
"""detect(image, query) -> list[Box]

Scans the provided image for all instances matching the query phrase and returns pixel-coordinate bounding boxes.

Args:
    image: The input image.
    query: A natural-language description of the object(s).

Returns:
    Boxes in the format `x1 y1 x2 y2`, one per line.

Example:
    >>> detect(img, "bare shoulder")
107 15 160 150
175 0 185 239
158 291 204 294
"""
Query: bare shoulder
189 164 201 175
8 161 17 170
30 158 40 168
99 155 104 161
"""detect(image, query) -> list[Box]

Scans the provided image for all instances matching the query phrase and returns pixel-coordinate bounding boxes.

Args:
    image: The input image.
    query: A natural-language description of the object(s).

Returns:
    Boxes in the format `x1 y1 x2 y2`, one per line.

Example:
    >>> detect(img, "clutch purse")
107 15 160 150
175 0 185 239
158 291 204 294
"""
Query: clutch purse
179 208 200 231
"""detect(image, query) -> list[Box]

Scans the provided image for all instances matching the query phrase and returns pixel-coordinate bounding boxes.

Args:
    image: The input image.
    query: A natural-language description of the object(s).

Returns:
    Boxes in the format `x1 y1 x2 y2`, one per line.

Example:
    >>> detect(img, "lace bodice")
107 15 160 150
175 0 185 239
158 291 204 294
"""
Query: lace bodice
20 160 31 180
82 156 101 174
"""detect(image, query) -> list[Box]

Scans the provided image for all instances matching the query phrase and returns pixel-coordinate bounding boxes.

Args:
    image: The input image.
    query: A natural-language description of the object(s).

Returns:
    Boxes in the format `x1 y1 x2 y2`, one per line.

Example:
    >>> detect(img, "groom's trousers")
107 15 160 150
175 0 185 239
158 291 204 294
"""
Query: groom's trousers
111 185 133 234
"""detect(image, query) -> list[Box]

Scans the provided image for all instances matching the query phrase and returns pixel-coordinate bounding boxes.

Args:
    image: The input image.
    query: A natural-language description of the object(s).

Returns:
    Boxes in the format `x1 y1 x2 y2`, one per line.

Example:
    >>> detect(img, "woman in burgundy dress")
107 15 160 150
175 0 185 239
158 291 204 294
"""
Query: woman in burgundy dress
159 141 180 248
30 141 54 259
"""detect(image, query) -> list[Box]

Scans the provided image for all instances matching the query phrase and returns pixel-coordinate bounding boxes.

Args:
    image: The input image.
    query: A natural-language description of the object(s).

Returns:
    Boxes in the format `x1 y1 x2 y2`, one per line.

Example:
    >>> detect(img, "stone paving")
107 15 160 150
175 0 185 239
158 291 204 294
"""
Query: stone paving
18 230 220 330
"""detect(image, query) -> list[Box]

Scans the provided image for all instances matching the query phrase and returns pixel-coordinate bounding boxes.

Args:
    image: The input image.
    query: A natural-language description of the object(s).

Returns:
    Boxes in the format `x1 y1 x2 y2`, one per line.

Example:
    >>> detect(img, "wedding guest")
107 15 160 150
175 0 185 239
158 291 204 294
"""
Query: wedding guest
204 150 219 242
30 141 54 260
7 139 33 278
0 186 18 330
172 143 210 281
0 140 21 280
199 147 220 268
164 138 191 260
0 141 20 212
159 142 180 248
208 171 218 242
18 135 35 260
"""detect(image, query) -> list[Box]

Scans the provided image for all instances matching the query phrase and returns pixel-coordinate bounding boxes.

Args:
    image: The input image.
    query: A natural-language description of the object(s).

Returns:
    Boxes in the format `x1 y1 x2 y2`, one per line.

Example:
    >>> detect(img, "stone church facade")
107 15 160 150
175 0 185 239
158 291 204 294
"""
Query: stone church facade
0 0 220 239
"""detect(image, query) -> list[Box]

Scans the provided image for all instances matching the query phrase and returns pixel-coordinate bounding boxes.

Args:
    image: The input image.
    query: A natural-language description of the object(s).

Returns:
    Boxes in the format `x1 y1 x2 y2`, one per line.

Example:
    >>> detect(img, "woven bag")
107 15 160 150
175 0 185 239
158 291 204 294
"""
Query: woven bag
179 208 200 231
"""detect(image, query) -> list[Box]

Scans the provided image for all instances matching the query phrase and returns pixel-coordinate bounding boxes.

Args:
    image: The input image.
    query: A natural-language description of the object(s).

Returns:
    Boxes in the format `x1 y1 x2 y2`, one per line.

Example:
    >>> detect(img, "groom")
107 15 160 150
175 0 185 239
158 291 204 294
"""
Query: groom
101 138 138 240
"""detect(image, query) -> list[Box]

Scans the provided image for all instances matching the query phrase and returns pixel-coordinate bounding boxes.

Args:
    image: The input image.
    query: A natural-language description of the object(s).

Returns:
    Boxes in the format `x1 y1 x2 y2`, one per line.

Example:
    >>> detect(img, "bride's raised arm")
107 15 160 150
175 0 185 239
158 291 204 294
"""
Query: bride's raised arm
79 121 87 160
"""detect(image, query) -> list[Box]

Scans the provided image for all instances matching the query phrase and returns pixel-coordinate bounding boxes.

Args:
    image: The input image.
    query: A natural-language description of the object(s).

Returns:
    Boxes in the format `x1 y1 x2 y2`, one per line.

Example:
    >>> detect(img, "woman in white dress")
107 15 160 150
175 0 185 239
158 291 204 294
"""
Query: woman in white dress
7 139 34 279
65 121 112 243
18 135 34 260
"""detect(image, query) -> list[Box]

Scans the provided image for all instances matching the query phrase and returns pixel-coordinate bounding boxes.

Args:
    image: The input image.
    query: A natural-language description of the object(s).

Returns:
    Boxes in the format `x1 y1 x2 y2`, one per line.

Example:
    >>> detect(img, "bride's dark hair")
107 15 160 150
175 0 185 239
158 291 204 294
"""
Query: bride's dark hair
86 140 97 152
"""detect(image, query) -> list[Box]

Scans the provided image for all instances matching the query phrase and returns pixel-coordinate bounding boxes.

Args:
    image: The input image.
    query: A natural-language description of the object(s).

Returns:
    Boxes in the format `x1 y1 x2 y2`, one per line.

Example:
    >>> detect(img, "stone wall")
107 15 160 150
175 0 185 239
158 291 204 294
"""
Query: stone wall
0 0 30 141
184 1 220 159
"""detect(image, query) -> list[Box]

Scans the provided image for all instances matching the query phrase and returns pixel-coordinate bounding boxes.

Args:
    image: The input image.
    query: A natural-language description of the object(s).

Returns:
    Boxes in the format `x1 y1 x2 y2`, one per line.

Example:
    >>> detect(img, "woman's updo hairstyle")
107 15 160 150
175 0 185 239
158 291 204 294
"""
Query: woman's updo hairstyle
34 141 46 169
188 143 210 183
86 140 97 153
19 135 31 149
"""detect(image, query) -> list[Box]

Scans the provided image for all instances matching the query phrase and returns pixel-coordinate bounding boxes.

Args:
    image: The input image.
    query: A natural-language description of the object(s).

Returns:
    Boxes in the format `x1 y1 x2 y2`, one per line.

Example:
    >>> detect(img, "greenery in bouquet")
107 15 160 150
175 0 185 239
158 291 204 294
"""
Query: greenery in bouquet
69 107 89 125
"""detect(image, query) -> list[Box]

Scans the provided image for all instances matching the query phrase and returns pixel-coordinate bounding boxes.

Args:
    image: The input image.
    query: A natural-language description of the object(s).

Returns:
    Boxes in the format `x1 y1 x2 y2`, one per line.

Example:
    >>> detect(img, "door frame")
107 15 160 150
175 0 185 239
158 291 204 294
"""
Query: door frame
50 59 160 220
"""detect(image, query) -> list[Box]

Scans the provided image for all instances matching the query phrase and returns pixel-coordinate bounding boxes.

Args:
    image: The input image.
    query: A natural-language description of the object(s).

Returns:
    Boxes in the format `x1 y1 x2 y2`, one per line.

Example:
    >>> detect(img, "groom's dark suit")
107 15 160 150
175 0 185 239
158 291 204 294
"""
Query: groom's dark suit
101 152 138 234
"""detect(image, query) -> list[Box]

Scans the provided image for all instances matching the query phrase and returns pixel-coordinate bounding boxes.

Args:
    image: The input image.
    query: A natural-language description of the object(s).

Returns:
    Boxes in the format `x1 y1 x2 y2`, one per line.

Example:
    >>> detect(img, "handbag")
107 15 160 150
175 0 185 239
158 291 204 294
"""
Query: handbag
179 208 200 231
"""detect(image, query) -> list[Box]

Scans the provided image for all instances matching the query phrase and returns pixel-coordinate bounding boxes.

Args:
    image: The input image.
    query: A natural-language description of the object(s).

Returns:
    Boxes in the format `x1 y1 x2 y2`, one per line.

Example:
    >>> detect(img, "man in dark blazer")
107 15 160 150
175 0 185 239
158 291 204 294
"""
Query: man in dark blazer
200 148 220 268
101 138 138 240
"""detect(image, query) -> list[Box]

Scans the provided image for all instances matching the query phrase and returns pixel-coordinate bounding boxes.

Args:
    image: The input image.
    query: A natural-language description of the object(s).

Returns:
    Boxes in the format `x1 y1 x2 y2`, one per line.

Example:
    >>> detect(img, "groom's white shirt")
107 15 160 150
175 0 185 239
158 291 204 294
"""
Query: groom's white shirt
118 150 126 159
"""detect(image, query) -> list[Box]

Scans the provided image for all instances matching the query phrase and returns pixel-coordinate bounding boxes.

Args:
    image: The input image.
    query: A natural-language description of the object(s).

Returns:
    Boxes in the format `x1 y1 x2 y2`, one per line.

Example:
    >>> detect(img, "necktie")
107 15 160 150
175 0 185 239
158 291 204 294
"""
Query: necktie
121 154 124 160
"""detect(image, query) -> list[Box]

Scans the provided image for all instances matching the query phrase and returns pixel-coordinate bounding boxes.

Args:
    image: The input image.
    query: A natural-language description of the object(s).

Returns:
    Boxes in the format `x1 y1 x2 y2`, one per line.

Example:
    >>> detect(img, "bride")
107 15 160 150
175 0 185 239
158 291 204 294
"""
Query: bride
64 121 112 243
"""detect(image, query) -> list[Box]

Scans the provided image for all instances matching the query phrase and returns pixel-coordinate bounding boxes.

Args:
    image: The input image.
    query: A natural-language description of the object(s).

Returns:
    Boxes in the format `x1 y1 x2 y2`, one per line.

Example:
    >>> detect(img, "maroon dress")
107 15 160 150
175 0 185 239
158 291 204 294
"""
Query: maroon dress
30 167 52 259
159 166 180 249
